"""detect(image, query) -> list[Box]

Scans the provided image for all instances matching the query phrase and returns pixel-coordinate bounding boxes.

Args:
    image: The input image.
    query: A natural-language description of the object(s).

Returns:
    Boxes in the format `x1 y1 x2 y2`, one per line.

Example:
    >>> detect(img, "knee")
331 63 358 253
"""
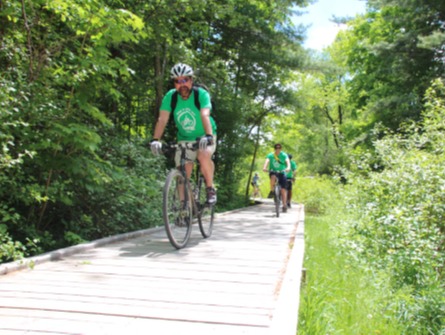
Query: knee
198 151 212 162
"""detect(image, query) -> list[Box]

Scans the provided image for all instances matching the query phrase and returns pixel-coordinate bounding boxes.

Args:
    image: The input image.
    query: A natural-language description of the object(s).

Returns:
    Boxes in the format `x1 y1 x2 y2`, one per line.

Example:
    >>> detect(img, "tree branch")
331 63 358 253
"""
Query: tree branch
20 0 34 80
324 106 340 148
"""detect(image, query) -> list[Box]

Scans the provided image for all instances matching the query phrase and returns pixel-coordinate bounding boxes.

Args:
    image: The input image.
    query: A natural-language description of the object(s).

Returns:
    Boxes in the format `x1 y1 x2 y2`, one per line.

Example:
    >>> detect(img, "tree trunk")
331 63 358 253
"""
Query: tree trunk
245 122 262 201
153 43 166 130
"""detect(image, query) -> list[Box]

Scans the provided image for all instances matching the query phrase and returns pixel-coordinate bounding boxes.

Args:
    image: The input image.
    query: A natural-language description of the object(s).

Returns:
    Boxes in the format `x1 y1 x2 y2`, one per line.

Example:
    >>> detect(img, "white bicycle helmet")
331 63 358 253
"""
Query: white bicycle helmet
170 63 194 78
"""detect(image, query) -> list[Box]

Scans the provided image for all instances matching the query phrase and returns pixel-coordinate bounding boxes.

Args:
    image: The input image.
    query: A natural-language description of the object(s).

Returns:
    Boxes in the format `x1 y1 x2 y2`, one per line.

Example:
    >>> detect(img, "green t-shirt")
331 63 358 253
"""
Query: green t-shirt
286 160 297 178
266 151 289 172
160 88 217 141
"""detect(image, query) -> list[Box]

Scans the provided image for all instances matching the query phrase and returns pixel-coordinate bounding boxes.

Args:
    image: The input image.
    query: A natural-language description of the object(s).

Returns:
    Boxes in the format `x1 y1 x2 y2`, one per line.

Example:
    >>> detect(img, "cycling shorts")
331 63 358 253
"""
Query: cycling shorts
269 171 287 189
174 137 217 167
286 179 293 191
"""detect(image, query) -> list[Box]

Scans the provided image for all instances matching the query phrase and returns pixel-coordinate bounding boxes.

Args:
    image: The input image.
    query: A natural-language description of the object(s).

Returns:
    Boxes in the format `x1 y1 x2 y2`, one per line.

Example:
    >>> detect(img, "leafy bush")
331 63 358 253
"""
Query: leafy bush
0 134 166 260
0 225 26 263
341 79 445 333
296 175 341 214
55 137 165 246
0 224 42 263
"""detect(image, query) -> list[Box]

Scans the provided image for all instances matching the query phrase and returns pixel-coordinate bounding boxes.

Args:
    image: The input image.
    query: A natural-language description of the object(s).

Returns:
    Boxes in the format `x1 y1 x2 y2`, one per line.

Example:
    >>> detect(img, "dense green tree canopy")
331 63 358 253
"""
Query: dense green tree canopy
338 0 445 130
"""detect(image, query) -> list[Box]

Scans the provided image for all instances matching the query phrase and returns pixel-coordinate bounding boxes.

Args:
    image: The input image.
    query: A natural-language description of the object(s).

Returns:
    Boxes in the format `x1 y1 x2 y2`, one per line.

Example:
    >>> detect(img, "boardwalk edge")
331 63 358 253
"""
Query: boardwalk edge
268 205 305 335
0 227 164 275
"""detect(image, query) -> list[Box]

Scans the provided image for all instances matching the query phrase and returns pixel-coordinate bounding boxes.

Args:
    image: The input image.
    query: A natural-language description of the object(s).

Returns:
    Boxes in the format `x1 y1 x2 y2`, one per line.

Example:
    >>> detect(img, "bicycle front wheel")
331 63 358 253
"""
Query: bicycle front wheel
197 177 215 238
274 185 280 217
163 169 192 249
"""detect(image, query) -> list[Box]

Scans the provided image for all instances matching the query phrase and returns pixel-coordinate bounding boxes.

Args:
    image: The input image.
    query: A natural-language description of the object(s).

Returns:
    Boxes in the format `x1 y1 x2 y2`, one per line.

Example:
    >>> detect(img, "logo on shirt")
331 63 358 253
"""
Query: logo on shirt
272 161 281 169
177 108 196 132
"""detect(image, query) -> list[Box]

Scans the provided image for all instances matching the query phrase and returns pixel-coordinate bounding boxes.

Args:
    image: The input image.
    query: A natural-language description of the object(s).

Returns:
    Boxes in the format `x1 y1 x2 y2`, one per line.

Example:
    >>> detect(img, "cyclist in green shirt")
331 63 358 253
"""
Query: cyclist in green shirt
150 63 217 204
286 154 298 208
262 143 291 213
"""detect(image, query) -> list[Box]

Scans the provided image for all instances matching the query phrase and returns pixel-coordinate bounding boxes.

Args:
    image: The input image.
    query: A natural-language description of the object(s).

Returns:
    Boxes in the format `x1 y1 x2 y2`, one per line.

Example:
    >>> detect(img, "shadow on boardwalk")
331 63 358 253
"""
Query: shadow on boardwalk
0 201 305 335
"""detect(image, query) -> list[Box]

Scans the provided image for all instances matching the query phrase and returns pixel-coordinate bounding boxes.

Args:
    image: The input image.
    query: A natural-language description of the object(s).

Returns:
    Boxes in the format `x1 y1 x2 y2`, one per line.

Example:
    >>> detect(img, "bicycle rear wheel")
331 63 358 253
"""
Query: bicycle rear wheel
197 177 214 238
274 185 280 217
163 169 192 249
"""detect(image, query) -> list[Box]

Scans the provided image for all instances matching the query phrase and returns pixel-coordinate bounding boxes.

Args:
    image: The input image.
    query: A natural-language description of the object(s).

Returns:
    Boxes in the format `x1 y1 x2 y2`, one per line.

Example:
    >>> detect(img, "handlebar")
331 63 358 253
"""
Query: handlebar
161 138 204 155
165 141 199 151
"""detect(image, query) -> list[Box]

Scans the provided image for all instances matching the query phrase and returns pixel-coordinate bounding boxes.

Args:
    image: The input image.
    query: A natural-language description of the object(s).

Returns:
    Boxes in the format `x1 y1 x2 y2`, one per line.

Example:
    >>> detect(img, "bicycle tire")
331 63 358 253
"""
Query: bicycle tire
163 169 192 249
274 185 280 217
197 176 214 238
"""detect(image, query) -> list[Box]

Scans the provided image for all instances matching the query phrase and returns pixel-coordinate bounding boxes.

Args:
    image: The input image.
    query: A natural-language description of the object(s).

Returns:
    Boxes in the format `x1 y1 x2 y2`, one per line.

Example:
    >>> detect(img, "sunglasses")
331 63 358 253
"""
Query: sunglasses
174 78 190 84
275 147 282 150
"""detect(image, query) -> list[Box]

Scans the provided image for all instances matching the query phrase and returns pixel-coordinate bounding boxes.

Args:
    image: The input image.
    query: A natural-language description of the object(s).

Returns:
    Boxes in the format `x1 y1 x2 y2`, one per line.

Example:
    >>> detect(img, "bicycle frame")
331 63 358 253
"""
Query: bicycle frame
162 141 214 249
166 142 203 220
269 170 285 217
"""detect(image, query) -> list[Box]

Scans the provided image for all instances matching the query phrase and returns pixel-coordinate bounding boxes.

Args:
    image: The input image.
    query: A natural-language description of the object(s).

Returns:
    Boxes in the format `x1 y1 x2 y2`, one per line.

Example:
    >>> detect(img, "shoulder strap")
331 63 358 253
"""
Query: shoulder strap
193 86 201 110
170 91 178 114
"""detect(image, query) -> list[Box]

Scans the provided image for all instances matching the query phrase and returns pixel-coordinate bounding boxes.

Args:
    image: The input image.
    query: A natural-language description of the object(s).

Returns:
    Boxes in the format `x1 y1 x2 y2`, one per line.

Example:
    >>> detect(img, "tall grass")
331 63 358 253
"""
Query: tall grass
296 176 407 334
298 213 404 334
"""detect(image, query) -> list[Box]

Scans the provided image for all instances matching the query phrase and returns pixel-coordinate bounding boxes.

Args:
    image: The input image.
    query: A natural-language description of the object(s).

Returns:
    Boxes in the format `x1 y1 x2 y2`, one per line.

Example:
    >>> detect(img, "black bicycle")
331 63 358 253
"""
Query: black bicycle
270 171 285 217
162 141 215 249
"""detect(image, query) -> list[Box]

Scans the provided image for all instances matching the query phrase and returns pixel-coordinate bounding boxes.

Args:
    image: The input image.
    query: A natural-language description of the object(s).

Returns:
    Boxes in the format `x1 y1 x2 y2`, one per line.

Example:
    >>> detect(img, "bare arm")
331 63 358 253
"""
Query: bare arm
153 110 170 139
262 158 270 172
200 107 213 135
285 158 291 172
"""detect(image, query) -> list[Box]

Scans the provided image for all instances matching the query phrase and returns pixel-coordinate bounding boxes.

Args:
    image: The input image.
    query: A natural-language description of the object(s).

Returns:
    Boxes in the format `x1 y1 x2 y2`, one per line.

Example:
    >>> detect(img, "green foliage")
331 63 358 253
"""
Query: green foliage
295 175 340 214
341 79 445 333
0 0 158 259
0 224 42 263
0 224 26 263
336 1 445 132
280 62 354 175
64 231 87 245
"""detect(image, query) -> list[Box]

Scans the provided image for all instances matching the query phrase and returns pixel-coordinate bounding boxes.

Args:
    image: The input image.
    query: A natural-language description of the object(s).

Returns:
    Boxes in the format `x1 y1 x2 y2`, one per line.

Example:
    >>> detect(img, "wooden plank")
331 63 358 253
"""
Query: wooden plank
0 202 304 334
0 308 270 335
0 274 275 296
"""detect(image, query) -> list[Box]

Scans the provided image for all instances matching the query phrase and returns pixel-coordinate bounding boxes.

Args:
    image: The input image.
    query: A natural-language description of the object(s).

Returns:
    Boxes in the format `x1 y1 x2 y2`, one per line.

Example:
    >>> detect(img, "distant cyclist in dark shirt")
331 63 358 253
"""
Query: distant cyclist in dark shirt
251 172 261 199
285 154 297 208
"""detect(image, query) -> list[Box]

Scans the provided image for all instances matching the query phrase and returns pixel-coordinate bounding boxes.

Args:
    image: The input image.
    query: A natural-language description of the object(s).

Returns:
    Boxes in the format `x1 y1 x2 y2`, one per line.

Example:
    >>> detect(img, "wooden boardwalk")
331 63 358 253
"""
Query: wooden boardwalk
0 201 305 335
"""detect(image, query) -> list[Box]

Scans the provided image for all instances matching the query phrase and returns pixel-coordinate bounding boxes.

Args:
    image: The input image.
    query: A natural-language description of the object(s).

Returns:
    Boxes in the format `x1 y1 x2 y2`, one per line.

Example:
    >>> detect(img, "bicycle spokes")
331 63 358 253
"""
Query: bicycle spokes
274 185 281 217
163 170 192 249
197 178 214 238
